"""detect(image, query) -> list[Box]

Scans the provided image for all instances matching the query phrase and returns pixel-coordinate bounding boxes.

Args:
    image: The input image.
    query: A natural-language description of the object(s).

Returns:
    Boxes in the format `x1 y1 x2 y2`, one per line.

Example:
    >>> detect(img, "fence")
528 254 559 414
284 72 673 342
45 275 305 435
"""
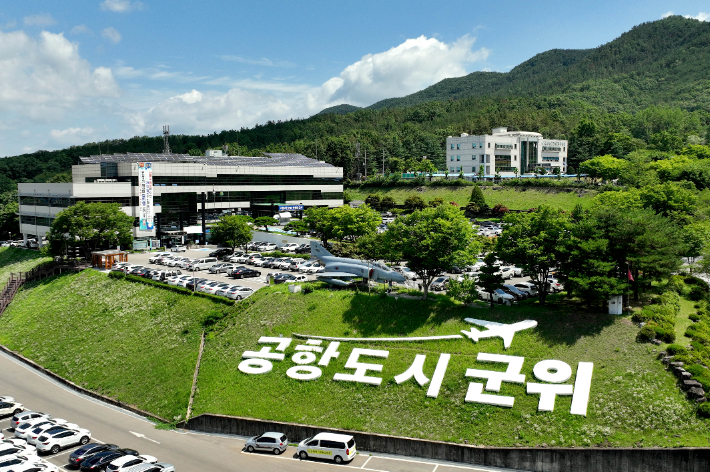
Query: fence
0 260 88 316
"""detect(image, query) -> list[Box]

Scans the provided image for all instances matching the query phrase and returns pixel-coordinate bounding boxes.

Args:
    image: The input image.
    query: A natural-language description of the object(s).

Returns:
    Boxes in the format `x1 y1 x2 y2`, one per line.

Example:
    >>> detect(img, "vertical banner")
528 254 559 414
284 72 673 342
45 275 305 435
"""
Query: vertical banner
138 162 154 231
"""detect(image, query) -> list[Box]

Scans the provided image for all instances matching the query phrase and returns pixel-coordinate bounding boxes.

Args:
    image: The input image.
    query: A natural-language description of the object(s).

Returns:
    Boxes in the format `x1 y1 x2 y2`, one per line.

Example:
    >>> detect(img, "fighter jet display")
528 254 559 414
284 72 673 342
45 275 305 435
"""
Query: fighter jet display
460 318 538 349
310 241 406 286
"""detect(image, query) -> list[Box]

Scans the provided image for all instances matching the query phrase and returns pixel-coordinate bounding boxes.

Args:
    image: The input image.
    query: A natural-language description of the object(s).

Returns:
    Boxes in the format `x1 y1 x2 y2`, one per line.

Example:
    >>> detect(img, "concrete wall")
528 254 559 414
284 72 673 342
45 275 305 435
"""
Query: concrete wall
179 414 710 472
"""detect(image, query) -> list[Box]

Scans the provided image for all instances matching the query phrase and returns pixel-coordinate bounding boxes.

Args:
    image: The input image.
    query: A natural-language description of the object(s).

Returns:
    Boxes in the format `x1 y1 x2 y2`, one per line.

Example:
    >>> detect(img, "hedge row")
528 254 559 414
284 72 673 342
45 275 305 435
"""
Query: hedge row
634 290 680 343
108 270 234 305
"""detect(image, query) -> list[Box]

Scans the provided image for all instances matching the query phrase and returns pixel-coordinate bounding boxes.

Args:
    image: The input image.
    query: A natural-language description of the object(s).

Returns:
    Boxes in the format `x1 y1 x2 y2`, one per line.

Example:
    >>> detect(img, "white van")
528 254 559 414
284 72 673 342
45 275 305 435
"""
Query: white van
297 433 356 464
190 257 218 271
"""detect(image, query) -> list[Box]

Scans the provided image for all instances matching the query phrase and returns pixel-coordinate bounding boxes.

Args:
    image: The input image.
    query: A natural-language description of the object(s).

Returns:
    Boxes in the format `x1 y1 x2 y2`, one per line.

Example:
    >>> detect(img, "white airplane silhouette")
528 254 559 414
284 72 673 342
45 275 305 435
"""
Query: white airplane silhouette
461 318 538 349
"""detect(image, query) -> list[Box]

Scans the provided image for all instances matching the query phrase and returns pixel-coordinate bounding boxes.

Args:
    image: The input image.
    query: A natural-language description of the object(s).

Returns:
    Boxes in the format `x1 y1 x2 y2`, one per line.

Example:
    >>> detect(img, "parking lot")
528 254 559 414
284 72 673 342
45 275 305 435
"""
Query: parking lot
0 351 522 472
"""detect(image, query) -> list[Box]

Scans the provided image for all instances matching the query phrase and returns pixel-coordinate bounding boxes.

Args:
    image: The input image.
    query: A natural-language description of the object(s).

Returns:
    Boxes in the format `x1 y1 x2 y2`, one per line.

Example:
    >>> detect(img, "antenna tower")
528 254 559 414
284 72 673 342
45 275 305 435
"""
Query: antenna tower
163 125 171 154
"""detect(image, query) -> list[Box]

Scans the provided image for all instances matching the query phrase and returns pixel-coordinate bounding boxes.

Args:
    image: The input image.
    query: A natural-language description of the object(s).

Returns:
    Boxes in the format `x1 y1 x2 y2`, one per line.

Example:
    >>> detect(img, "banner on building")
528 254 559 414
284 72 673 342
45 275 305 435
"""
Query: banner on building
138 162 154 231
278 204 304 211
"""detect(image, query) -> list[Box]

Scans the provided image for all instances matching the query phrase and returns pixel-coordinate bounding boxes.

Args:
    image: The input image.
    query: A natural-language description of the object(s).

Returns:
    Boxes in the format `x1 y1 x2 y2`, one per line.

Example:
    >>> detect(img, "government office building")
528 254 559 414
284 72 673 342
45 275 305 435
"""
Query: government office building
446 127 568 176
18 151 343 248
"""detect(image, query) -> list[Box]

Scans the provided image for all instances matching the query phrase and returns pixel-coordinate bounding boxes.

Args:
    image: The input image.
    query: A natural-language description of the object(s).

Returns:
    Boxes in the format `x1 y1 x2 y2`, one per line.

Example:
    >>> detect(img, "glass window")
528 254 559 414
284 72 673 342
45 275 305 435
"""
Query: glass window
450 156 454 161
456 155 460 161
450 144 454 150
456 144 460 149
488 143 490 148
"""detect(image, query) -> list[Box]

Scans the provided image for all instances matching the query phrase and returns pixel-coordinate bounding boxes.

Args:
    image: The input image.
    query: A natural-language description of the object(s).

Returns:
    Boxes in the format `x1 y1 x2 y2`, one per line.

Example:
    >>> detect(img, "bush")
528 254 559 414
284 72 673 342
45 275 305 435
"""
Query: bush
666 275 686 294
666 344 688 356
690 313 701 322
108 270 125 280
302 284 314 294
261 250 310 260
689 285 709 301
638 325 656 342
653 326 676 343
685 275 708 286
691 341 707 353
660 291 681 315
489 203 510 217
697 402 710 419
193 291 234 305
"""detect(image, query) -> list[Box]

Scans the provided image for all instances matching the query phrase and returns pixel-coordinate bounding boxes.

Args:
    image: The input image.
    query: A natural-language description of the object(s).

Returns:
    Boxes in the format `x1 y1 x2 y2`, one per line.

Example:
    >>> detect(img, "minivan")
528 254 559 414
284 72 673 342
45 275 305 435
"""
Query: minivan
190 257 218 271
297 432 356 464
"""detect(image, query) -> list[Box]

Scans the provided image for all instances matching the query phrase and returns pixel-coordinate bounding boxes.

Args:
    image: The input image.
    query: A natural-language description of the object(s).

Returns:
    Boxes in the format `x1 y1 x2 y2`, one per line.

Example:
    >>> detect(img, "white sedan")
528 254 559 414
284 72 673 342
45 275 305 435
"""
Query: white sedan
15 418 63 440
106 454 157 471
225 286 254 301
35 426 91 454
170 246 187 252
286 275 308 283
7 462 59 472
0 454 43 472
27 422 74 446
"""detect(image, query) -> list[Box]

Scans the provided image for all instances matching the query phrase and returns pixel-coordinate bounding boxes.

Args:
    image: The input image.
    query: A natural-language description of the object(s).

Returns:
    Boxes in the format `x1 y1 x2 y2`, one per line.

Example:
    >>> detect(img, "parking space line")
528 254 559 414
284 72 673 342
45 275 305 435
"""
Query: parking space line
433 465 439 472
360 455 372 469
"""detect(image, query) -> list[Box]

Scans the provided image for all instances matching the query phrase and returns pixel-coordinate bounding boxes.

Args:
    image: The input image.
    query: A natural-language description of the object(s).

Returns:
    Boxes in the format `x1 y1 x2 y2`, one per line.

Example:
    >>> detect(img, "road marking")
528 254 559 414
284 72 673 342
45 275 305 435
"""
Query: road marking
130 431 160 444
360 456 372 468
433 465 439 472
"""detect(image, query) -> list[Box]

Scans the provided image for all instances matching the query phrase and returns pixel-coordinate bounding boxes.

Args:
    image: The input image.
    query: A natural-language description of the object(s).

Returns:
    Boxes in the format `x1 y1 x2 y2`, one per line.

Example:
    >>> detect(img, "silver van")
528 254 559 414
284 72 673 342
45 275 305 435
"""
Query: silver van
191 257 218 271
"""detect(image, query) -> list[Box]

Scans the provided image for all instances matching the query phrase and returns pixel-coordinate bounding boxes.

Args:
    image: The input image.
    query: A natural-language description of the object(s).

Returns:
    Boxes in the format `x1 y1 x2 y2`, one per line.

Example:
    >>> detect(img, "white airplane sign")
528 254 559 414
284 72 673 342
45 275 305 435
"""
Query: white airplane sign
460 318 538 349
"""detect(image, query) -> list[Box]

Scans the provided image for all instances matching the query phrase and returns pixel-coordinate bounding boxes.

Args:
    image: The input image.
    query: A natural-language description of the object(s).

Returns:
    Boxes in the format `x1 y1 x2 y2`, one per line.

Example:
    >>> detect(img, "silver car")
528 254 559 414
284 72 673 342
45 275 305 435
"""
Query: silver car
245 431 288 455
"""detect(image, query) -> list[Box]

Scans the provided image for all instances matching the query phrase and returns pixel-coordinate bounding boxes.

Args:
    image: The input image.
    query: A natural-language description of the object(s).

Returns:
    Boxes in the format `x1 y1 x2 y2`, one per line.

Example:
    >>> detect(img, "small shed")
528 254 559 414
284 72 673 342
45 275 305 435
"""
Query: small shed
92 250 128 269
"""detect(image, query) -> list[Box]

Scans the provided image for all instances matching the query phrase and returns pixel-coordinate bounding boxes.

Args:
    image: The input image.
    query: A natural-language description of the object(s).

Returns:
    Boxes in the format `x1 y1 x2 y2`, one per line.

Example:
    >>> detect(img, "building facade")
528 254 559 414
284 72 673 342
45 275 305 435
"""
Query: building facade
445 127 568 176
18 152 343 247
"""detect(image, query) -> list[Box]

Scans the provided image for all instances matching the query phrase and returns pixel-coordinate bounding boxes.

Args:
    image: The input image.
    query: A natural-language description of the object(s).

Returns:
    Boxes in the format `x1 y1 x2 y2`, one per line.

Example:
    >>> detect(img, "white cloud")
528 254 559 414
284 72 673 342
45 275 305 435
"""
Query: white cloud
23 13 56 27
125 34 488 135
101 27 121 44
662 11 710 21
100 0 144 13
661 11 674 19
50 127 95 141
219 55 296 68
70 25 92 35
312 35 489 107
0 29 120 120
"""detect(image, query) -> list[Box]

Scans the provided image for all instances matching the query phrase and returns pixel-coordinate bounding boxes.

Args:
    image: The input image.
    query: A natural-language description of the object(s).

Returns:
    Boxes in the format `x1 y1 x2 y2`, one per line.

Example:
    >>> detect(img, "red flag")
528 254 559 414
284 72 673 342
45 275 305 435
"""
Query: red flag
627 269 634 282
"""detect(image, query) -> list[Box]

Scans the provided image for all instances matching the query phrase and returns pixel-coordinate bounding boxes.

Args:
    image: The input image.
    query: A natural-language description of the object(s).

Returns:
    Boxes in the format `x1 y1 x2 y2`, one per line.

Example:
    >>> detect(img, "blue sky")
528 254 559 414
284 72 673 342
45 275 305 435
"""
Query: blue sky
0 0 708 157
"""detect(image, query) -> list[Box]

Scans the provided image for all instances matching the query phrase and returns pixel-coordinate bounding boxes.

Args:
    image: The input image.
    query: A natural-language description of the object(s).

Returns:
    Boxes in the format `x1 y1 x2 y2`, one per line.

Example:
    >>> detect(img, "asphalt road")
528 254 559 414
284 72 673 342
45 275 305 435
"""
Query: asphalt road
0 350 522 472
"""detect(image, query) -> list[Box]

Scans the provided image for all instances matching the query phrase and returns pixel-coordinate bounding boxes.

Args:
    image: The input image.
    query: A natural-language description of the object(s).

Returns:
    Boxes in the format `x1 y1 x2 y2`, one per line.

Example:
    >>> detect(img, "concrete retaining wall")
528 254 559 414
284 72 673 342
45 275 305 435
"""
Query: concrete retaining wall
179 413 710 472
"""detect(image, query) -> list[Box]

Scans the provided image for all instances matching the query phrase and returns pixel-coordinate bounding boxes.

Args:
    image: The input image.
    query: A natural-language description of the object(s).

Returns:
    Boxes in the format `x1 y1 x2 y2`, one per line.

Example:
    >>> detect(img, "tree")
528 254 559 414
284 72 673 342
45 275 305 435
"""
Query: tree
380 195 396 211
447 274 479 306
476 252 505 308
329 204 381 242
579 154 628 182
305 207 335 245
639 181 697 220
497 206 569 304
466 185 487 216
284 219 309 236
0 192 19 240
254 216 278 232
210 215 252 252
682 221 710 269
404 195 426 212
364 194 381 210
387 204 477 300
47 202 134 258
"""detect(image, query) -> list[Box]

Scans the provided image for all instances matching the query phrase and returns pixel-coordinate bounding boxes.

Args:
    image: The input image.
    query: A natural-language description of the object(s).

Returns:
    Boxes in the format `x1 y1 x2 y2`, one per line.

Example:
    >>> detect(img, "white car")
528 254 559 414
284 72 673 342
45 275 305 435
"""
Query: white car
300 262 323 274
0 397 14 403
107 454 157 471
513 282 538 296
124 463 175 472
0 401 23 417
167 275 191 286
177 258 195 269
204 283 232 295
0 442 36 459
35 426 91 454
478 289 515 305
287 275 308 283
395 267 417 280
26 422 73 446
225 286 254 301
15 417 63 440
10 412 48 430
165 257 187 268
0 454 43 472
170 246 187 252
148 252 171 263
275 259 294 270
494 267 514 280
259 243 278 252
7 462 59 472
280 243 299 253
1 439 34 451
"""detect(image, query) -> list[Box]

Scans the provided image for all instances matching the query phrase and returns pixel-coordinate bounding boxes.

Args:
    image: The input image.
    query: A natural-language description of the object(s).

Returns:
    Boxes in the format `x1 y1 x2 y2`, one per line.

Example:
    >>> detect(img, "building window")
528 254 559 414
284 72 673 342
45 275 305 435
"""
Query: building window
495 143 514 150
450 156 454 161
456 155 460 161
495 155 514 172
472 143 476 149
457 167 461 172
450 167 455 173
514 144 517 149
488 143 491 148
456 144 460 149
514 155 517 161
451 144 454 150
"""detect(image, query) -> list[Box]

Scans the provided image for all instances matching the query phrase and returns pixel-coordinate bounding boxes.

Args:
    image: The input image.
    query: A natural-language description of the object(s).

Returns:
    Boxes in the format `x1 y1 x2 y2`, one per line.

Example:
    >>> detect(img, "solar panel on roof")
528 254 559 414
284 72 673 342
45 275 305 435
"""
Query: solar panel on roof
78 151 333 168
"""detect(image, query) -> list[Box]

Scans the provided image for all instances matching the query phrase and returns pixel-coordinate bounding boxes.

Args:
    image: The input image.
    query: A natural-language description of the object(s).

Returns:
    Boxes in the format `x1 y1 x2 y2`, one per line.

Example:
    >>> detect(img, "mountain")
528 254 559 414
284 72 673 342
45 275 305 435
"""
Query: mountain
320 16 710 113
317 104 363 115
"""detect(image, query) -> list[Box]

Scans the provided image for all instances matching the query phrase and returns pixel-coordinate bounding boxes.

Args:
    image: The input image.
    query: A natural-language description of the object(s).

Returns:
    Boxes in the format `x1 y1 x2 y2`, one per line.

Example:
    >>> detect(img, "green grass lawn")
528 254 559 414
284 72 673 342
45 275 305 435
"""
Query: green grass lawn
348 186 597 211
0 270 215 420
193 286 709 448
0 247 51 287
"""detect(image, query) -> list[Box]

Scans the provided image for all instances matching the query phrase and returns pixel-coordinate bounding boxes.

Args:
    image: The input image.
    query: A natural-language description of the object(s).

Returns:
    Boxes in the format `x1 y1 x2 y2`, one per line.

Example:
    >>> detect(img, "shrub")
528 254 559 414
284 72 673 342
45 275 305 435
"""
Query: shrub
638 325 656 342
685 275 708 286
697 402 710 419
691 341 707 353
193 291 234 305
666 344 688 356
660 291 681 315
108 270 125 280
261 250 310 260
489 203 510 217
689 285 709 301
302 284 314 294
653 326 676 343
201 310 226 328
690 313 701 322
666 275 686 294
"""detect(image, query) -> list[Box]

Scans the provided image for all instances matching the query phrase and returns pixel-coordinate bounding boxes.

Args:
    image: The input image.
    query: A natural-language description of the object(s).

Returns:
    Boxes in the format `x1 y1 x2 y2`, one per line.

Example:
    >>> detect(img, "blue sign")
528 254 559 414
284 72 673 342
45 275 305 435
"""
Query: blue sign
278 204 304 211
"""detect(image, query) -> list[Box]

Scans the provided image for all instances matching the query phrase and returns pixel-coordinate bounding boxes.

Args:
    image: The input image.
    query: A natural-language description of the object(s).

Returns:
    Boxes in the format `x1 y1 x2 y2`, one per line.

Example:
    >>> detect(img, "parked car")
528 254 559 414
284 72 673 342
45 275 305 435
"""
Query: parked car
26 422 72 445
258 243 278 252
167 275 192 286
393 266 417 280
0 442 36 459
253 257 274 268
449 266 464 274
299 262 323 274
274 274 297 284
209 248 233 257
513 282 538 296
500 284 527 300
275 258 294 270
166 257 189 268
196 281 221 293
152 270 182 282
188 257 218 271
0 401 24 417
494 266 514 280
229 268 260 279
170 246 186 252
148 253 171 263
154 255 176 265
11 412 49 430
430 276 450 291
106 454 157 471
245 432 288 455
0 455 43 471
36 426 91 454
280 243 299 253
15 417 62 440
129 268 150 277
186 278 208 291
2 460 57 472
288 274 308 283
69 444 121 468
79 450 128 471
227 252 246 263
294 244 311 254
202 282 231 295
296 432 356 464
125 463 175 472
478 289 515 305
208 263 232 274
225 286 254 300
289 259 308 271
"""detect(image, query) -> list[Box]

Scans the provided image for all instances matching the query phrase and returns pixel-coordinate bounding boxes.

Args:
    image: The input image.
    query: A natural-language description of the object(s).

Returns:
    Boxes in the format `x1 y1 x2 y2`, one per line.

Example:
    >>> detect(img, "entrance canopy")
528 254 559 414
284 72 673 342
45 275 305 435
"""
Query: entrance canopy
92 250 128 270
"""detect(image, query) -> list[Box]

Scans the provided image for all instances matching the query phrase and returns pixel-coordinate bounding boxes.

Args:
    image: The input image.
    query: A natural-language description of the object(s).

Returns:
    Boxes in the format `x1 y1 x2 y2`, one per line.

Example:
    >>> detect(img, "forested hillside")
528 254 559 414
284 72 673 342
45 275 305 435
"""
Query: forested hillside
1 17 709 190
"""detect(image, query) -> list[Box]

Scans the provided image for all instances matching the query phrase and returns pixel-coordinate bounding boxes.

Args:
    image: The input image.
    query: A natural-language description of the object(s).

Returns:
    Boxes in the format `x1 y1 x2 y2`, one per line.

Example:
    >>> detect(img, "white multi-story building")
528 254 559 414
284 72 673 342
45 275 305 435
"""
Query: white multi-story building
445 127 568 176
18 152 343 248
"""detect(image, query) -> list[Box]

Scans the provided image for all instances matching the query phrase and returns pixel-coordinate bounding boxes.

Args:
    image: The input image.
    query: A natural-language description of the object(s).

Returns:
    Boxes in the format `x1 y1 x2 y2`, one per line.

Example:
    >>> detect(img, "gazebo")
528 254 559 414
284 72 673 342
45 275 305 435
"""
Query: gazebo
92 250 128 269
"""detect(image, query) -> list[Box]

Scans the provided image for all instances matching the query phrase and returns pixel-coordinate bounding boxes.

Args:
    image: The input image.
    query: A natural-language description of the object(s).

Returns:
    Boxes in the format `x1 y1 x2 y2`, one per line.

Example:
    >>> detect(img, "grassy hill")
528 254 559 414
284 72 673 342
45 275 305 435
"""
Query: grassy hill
0 248 51 287
348 186 598 211
0 270 707 446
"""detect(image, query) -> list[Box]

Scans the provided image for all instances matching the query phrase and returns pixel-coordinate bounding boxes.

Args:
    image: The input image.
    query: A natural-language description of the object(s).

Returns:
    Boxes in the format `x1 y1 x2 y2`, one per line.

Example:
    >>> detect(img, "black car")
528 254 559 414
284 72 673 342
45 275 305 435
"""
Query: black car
186 278 208 291
229 268 260 279
449 266 464 274
294 244 310 254
80 449 134 471
68 443 120 467
130 268 150 276
209 248 233 257
274 274 296 284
